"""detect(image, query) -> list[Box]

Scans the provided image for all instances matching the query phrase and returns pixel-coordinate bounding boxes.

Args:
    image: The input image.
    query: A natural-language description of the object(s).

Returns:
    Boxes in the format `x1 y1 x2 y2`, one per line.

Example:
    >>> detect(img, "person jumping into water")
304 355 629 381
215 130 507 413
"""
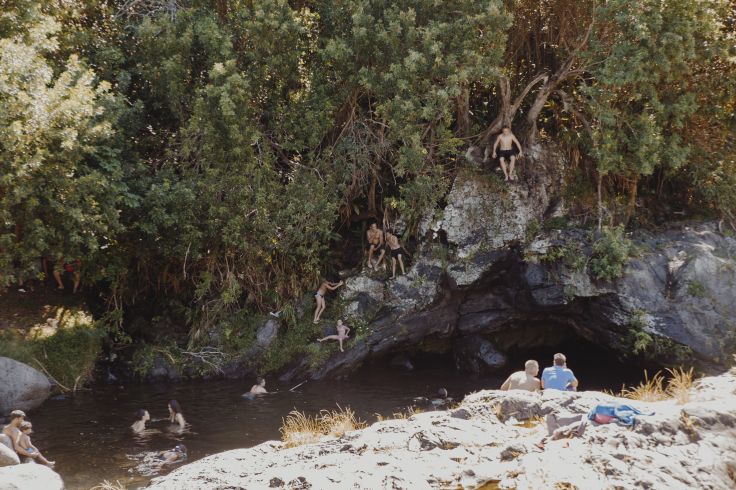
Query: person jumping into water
318 319 351 352
313 279 344 323
488 125 523 181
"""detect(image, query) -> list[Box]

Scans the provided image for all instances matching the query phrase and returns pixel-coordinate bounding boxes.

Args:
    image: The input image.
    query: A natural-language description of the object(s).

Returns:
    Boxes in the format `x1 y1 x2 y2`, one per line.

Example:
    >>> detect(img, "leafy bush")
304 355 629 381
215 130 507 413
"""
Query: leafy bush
589 226 632 281
0 322 103 391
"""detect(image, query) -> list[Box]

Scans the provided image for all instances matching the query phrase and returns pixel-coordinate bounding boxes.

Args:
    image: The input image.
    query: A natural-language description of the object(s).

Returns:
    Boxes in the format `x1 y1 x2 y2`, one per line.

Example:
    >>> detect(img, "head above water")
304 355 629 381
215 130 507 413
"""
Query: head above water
9 410 26 425
553 353 567 366
437 387 448 399
168 399 183 415
524 359 539 375
136 409 150 421
256 377 266 387
174 444 187 454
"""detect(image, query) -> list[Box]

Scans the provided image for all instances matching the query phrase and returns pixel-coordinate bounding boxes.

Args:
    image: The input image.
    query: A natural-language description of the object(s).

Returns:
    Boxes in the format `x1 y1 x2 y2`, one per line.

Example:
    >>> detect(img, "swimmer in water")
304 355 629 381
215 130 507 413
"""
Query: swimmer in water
156 444 187 464
168 400 186 429
249 377 267 394
131 409 150 433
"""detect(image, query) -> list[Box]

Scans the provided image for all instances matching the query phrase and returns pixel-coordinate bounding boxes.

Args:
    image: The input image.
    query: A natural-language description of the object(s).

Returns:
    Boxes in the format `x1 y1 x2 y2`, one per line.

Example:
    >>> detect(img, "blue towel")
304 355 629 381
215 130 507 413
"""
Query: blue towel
587 403 654 427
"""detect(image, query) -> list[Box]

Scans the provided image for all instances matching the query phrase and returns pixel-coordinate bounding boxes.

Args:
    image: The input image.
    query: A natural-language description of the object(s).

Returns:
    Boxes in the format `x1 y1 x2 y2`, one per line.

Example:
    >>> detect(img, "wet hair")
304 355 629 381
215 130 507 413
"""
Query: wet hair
256 377 265 385
136 409 148 419
437 387 448 398
20 421 32 431
174 443 187 454
9 410 26 421
168 399 183 415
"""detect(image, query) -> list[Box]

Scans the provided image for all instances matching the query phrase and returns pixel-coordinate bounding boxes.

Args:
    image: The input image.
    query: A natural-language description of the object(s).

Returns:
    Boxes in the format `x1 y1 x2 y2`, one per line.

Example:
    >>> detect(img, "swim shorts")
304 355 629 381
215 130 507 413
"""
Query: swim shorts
498 149 516 160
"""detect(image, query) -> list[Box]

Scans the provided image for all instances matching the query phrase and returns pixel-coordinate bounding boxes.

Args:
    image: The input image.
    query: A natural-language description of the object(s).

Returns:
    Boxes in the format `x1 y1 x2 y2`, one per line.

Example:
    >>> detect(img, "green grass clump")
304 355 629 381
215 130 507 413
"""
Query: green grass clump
0 320 103 391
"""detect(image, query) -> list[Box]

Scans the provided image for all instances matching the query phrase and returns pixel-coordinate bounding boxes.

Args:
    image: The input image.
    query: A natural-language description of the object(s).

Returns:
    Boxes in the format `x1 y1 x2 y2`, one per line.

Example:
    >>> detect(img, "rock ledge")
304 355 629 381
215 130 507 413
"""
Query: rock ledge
148 372 736 489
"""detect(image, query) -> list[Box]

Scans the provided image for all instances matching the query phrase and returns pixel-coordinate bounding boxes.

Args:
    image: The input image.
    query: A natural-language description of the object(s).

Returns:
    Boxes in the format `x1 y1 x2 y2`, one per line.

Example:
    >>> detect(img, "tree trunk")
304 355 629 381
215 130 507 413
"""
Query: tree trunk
367 171 377 213
624 177 638 225
455 85 471 138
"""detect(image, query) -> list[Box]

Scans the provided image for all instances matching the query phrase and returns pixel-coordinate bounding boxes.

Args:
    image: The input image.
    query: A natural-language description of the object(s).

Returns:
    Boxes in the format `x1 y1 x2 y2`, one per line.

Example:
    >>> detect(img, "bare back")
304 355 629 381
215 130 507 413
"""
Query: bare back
506 371 540 391
2 425 20 446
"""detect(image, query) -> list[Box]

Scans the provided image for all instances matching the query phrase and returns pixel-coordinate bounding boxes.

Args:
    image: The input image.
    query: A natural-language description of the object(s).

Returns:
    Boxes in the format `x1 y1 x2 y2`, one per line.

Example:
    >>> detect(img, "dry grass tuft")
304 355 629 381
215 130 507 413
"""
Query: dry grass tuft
620 370 668 402
280 405 366 448
90 481 127 490
619 367 695 404
376 406 424 422
666 367 694 404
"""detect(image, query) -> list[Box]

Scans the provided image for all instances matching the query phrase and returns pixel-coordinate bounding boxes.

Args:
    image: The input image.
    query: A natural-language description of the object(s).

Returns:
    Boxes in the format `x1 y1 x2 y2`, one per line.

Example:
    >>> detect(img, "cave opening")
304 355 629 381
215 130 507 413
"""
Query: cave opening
366 320 663 393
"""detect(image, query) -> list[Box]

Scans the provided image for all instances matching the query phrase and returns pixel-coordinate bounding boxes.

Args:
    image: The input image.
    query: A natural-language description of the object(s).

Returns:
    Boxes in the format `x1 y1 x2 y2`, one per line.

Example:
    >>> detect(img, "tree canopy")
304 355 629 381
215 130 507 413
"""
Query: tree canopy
1 0 734 341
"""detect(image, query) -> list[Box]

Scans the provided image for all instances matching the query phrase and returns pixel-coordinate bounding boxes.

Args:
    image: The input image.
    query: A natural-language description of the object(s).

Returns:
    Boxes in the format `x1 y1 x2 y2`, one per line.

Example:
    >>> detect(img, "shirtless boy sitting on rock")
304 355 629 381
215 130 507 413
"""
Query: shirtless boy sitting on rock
500 360 541 392
487 125 523 181
366 222 386 270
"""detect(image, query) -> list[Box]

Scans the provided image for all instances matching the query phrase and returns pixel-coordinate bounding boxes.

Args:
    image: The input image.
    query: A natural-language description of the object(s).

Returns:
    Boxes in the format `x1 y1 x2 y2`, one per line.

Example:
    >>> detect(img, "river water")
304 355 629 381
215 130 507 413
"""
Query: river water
24 352 646 489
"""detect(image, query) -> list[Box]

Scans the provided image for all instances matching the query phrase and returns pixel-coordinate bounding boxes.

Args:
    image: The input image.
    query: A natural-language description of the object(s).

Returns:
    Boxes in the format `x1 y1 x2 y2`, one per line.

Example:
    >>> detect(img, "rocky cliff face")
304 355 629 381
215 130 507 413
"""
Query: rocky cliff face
147 372 736 490
278 145 735 380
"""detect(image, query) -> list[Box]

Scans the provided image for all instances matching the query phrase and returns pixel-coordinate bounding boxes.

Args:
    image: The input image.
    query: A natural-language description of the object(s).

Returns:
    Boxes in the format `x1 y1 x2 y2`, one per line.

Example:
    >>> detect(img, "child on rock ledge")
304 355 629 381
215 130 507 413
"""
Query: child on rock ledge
318 319 351 352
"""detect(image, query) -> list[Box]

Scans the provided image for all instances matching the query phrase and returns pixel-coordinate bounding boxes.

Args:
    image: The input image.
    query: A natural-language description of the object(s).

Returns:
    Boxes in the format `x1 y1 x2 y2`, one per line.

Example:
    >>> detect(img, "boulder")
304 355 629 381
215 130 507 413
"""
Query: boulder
255 319 280 350
453 335 507 374
0 463 64 490
0 437 20 466
148 355 181 382
0 357 51 415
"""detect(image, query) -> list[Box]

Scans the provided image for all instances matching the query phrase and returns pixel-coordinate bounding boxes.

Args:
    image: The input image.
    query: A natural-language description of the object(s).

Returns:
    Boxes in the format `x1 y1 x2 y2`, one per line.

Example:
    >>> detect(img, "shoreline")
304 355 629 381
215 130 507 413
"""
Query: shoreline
147 372 736 489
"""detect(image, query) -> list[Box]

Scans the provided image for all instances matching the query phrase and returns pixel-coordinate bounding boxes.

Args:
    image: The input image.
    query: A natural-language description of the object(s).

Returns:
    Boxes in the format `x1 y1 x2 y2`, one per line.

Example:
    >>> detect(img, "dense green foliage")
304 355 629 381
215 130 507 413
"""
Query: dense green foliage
0 318 103 389
0 0 733 352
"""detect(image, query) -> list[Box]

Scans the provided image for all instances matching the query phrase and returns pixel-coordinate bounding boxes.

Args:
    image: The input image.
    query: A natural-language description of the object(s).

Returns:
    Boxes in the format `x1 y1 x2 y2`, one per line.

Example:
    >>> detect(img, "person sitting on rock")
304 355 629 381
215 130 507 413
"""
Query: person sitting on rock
168 400 186 429
313 279 344 324
131 409 150 433
384 230 406 279
500 360 541 392
487 125 523 181
2 410 36 460
18 421 55 467
366 222 386 270
249 377 268 394
541 353 578 391
317 319 351 352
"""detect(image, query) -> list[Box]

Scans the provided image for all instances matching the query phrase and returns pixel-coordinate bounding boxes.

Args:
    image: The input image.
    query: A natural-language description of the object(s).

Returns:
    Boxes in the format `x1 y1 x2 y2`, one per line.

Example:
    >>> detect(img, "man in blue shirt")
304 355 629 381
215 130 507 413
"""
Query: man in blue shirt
541 353 579 391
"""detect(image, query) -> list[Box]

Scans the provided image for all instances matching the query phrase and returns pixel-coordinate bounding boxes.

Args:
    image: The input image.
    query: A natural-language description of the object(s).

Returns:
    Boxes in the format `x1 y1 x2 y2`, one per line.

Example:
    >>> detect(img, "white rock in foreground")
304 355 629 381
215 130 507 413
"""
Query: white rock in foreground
148 373 736 490
0 464 64 490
